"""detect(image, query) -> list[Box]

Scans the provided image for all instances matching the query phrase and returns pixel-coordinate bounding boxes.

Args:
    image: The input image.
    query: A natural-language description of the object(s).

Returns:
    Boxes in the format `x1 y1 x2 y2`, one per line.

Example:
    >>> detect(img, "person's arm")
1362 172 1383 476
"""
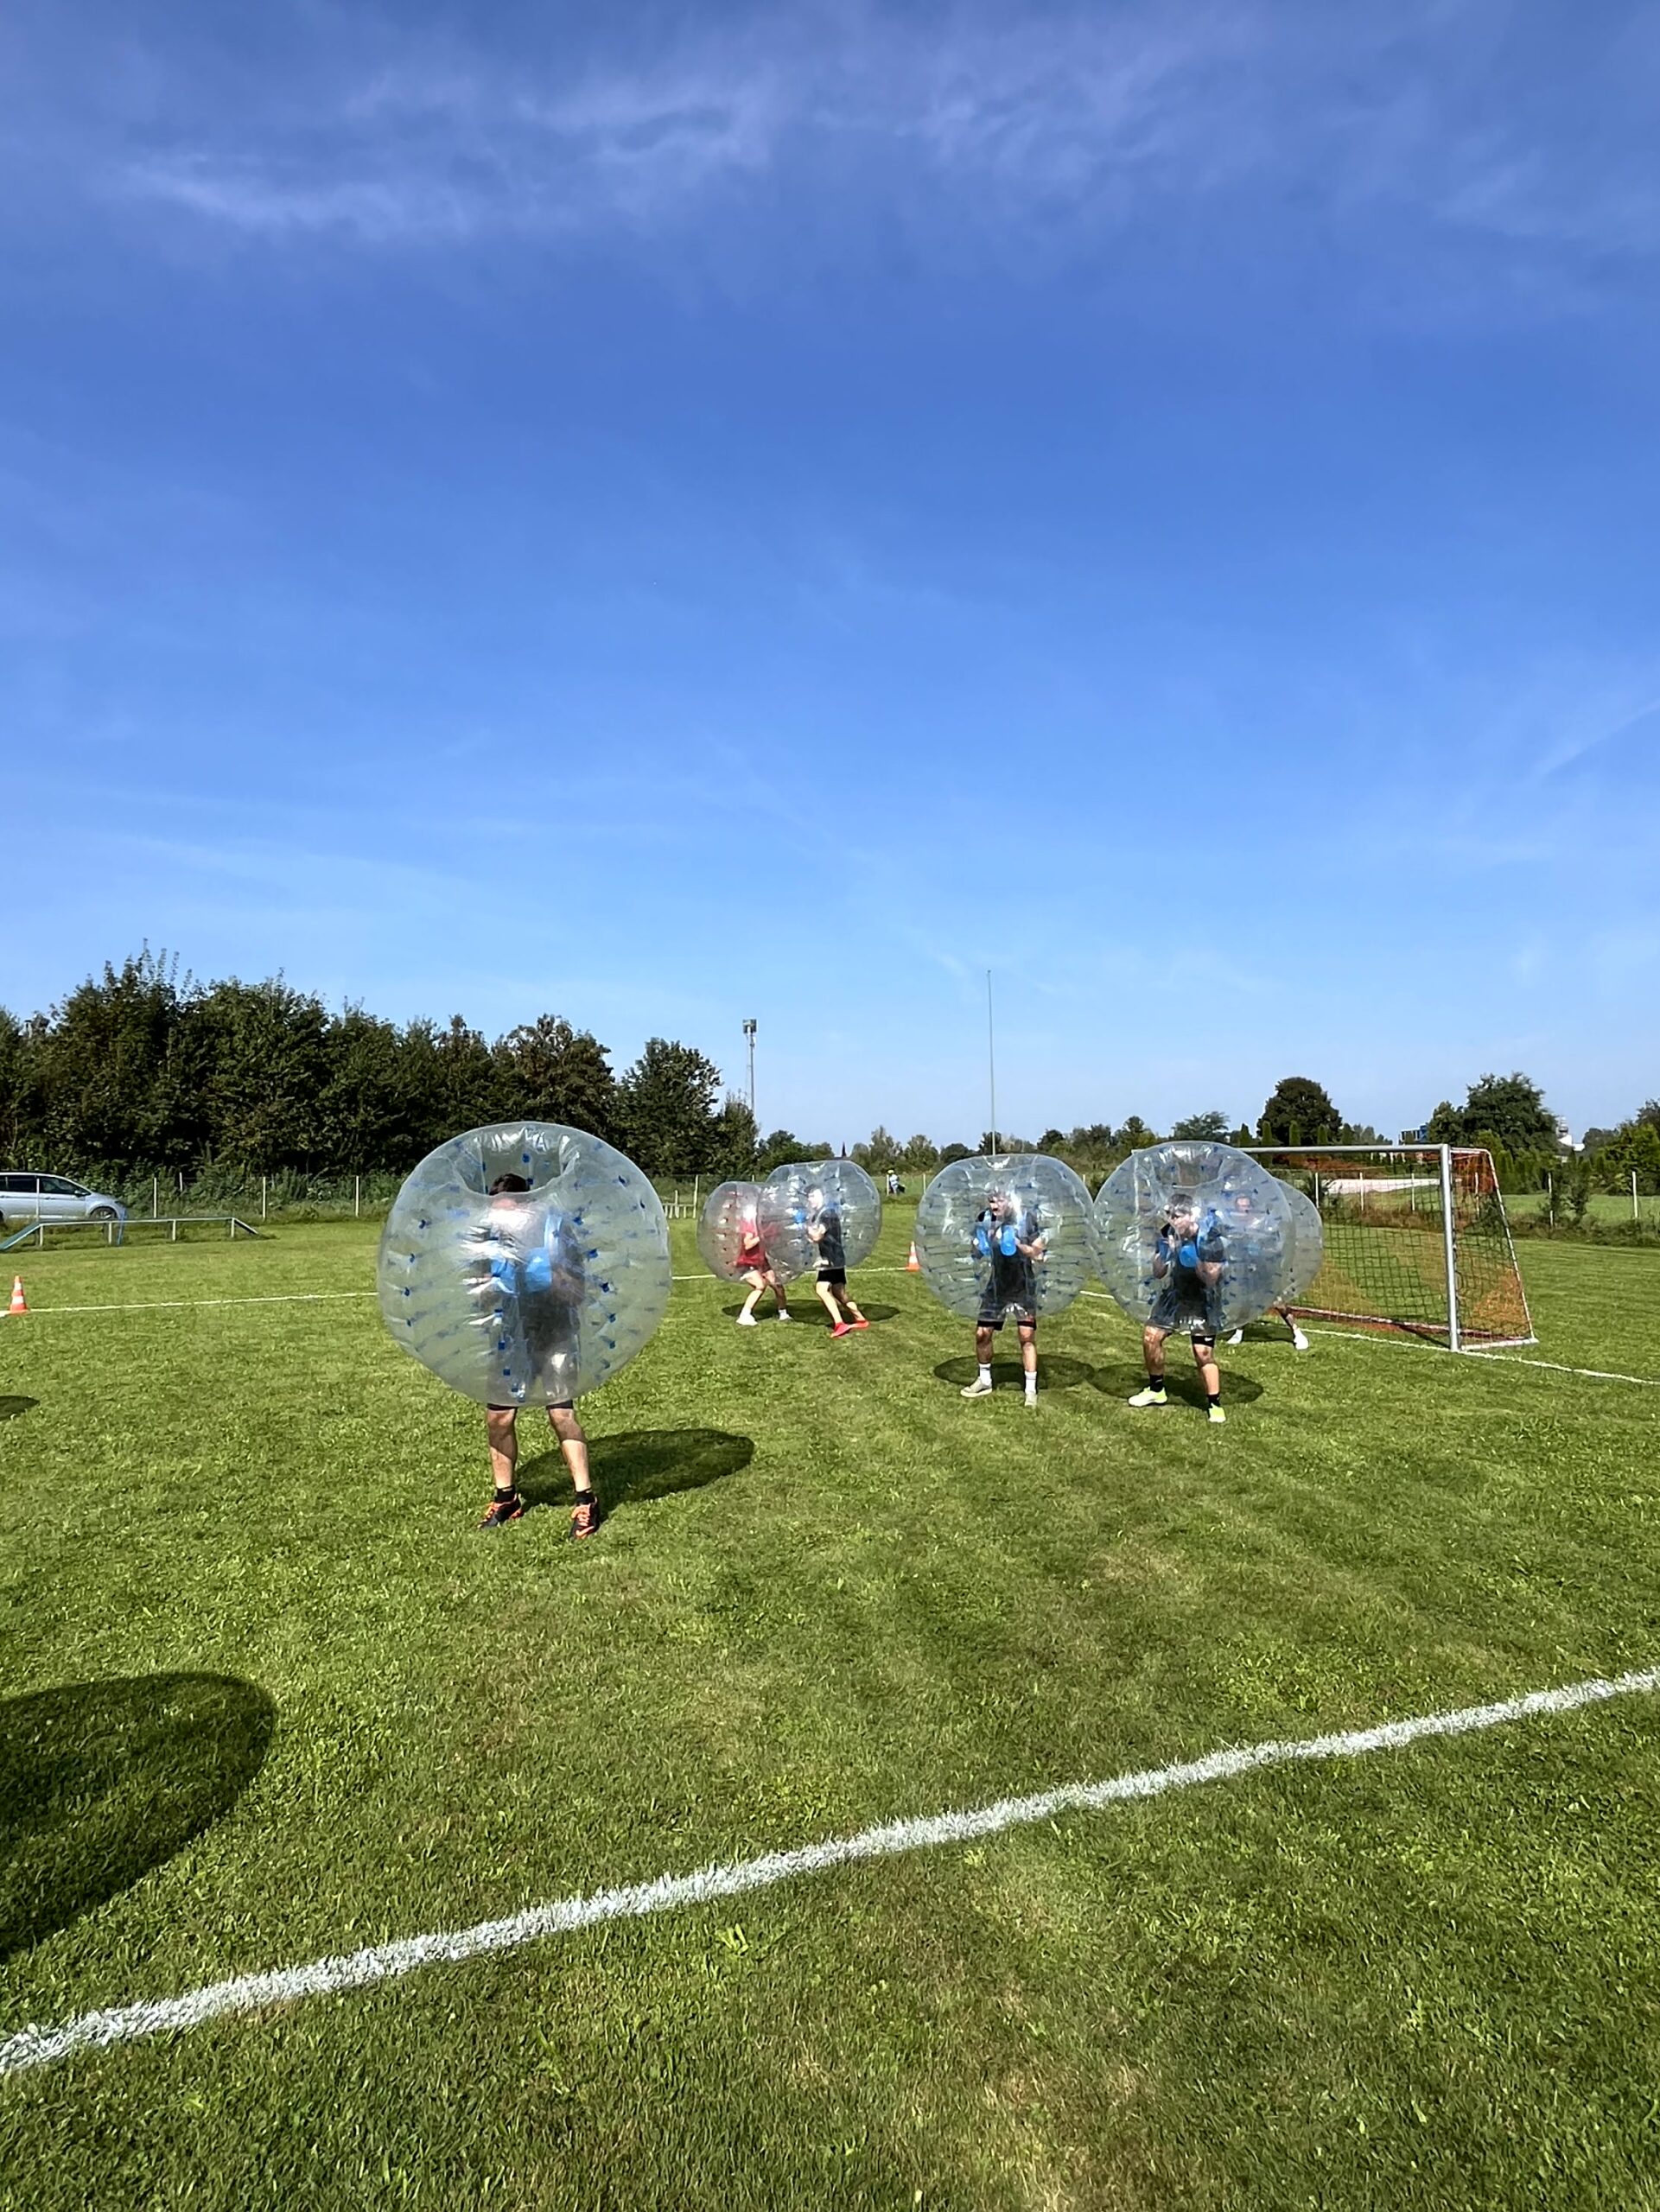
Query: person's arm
1196 1232 1225 1287
1151 1225 1173 1279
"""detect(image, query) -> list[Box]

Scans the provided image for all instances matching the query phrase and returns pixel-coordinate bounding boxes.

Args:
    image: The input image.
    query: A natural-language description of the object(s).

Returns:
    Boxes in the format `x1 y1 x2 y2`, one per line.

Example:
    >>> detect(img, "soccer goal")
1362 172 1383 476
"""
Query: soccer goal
1244 1145 1535 1351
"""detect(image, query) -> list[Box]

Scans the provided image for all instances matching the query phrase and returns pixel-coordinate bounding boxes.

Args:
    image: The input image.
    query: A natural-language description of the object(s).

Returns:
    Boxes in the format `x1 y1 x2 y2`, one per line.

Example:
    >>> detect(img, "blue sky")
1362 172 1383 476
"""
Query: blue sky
4 0 1658 1147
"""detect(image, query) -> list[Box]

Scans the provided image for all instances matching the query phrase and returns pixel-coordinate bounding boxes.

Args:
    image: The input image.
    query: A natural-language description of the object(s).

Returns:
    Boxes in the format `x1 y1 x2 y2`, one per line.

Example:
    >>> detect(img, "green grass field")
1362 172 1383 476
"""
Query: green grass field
2 1211 1658 2209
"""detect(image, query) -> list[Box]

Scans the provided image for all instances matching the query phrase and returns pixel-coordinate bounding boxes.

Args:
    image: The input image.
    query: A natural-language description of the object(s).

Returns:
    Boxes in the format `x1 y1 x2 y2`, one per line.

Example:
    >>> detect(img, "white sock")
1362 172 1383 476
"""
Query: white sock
978 1363 992 1384
1024 1376 1037 1398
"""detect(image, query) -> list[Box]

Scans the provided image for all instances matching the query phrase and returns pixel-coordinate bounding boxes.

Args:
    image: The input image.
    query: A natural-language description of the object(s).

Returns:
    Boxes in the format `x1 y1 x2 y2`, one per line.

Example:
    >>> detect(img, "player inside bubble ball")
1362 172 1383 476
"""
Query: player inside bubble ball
959 1185 1046 1408
1128 1190 1229 1423
735 1203 792 1328
474 1173 604 1537
1224 1187 1309 1351
805 1185 868 1338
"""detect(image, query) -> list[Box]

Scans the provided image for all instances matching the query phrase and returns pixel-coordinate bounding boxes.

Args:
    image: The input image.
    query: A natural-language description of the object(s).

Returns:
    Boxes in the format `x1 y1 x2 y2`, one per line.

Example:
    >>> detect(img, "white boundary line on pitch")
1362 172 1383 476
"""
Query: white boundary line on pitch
14 1271 922 1318
3 1665 1654 2080
12 1292 378 1318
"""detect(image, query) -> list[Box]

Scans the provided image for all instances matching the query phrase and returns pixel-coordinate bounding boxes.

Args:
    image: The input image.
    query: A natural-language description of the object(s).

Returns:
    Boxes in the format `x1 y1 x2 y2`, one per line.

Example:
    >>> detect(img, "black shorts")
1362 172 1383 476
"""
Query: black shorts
487 1400 575 1414
817 1267 847 1287
977 1300 1037 1332
1148 1289 1216 1346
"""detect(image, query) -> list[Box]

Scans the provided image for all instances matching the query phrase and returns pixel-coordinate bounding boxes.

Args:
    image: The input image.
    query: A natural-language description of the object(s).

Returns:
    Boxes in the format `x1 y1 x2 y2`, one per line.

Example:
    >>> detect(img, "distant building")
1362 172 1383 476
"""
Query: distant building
1400 1124 1431 1144
1554 1116 1577 1152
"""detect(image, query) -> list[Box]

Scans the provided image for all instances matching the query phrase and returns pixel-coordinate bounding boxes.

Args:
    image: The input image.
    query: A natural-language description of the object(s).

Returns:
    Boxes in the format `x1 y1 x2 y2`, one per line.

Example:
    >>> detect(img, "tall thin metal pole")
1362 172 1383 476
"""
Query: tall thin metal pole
1439 1144 1461 1353
743 1019 757 1125
986 971 999 1153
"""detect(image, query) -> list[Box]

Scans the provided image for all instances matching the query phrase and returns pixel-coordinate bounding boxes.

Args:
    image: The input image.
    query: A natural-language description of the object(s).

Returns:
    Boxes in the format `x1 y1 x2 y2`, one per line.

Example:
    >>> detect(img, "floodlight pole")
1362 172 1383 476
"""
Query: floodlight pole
986 970 999 1153
742 1019 757 1124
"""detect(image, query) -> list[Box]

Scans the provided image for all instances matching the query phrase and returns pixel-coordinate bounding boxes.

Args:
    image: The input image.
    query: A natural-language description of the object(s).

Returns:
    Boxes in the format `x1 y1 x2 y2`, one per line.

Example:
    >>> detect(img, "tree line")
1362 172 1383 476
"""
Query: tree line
0 951 759 1185
6 956 1653 1198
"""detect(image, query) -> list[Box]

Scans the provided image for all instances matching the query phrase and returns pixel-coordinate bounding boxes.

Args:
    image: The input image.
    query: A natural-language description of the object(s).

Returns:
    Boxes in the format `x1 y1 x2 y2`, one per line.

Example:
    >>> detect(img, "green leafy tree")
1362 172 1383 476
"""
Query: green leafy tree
1424 1100 1463 1144
1170 1109 1230 1141
1460 1072 1560 1154
1115 1116 1158 1149
1229 1123 1254 1147
31 949 205 1172
981 1131 1034 1154
938 1141 973 1166
198 976 331 1170
493 1015 616 1140
709 1096 760 1180
1597 1120 1660 1194
319 1008 415 1170
1636 1100 1660 1132
618 1039 725 1178
899 1133 938 1173
851 1125 901 1173
1580 1126 1618 1156
1257 1077 1341 1147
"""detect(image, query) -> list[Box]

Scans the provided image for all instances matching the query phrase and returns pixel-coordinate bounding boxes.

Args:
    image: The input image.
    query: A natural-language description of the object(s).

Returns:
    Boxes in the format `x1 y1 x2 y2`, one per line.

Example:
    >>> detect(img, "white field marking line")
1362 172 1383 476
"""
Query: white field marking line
1465 1350 1660 1390
3 1668 1655 2081
17 1273 917 1313
16 1292 377 1318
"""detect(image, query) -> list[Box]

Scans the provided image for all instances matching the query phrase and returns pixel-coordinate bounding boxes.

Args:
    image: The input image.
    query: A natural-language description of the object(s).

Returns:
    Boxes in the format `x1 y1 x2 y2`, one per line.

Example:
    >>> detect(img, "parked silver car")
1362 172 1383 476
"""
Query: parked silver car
0 1172 129 1227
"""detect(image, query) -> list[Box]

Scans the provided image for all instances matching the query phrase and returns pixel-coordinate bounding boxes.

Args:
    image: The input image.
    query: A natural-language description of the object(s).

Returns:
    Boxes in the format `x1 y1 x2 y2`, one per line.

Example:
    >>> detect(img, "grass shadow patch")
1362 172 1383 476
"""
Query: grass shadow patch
719 1301 900 1324
1088 1359 1265 1407
0 1673 276 1961
0 1395 36 1421
932 1354 1096 1393
519 1427 754 1515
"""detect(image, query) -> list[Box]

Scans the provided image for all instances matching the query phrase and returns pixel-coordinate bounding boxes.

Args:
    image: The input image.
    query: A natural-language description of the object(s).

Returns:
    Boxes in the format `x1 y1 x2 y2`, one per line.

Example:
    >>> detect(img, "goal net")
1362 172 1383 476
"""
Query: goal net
1245 1145 1534 1350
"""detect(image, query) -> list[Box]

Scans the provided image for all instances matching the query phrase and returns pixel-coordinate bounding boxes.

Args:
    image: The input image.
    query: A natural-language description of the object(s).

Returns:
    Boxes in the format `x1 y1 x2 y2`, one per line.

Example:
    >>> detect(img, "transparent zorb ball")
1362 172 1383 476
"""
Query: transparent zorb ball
915 1154 1097 1320
378 1122 671 1405
756 1159 881 1281
697 1179 768 1281
1093 1141 1298 1337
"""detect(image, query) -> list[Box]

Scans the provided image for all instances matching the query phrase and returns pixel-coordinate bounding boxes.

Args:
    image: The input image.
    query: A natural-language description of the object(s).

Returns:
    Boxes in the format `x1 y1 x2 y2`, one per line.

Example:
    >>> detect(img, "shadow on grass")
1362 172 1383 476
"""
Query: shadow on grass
0 1396 35 1421
0 1673 276 1962
719 1301 901 1325
932 1354 1097 1394
1088 1359 1265 1408
518 1427 754 1516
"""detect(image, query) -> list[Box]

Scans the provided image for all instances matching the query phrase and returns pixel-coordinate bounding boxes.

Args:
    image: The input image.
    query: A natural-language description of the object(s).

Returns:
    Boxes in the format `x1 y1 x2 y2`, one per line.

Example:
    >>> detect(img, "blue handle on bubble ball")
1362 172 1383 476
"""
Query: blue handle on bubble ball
524 1251 553 1293
973 1226 990 1256
1178 1241 1199 1269
1000 1225 1019 1257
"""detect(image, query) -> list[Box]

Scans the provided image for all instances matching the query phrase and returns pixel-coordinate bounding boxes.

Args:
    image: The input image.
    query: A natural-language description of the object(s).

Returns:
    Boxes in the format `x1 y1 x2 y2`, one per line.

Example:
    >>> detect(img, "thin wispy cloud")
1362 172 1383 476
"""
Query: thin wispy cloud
3 1 1645 289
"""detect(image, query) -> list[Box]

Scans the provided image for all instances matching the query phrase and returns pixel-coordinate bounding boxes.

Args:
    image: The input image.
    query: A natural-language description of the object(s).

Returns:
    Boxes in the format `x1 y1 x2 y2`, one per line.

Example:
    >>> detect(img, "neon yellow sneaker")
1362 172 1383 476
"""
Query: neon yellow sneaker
1208 1404 1227 1425
1128 1386 1167 1408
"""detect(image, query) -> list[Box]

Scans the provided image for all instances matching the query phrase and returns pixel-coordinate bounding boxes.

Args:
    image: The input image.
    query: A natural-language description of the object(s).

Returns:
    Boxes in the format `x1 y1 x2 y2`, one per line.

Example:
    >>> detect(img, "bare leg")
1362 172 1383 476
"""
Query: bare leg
768 1270 791 1318
1018 1322 1038 1402
814 1279 842 1326
838 1285 867 1324
739 1268 765 1320
1141 1325 1167 1382
548 1405 593 1497
1193 1338 1220 1399
487 1407 518 1496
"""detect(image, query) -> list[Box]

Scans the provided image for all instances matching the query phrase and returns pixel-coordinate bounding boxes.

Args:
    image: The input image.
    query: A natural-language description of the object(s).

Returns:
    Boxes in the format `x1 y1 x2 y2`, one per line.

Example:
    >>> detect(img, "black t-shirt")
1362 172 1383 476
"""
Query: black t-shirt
813 1205 846 1270
1161 1220 1224 1321
979 1209 1040 1307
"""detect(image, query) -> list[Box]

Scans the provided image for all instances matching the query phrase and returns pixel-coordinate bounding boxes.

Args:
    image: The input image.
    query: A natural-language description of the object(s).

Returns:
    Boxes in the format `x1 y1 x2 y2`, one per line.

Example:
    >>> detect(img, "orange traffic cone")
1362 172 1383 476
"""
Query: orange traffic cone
6 1275 26 1316
906 1241 920 1273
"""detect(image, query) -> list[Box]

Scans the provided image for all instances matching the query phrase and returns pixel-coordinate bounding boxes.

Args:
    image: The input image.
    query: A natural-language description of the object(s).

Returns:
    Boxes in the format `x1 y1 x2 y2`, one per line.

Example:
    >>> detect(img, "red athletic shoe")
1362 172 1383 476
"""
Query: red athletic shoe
850 1317 870 1329
831 1320 853 1338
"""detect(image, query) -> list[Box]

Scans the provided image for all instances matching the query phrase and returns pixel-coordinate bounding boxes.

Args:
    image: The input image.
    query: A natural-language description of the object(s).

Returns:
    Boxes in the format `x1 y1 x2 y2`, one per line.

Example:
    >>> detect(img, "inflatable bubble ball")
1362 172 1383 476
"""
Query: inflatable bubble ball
697 1179 768 1281
756 1160 881 1283
378 1122 671 1407
1282 1182 1326 1304
1093 1141 1299 1338
915 1153 1098 1322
